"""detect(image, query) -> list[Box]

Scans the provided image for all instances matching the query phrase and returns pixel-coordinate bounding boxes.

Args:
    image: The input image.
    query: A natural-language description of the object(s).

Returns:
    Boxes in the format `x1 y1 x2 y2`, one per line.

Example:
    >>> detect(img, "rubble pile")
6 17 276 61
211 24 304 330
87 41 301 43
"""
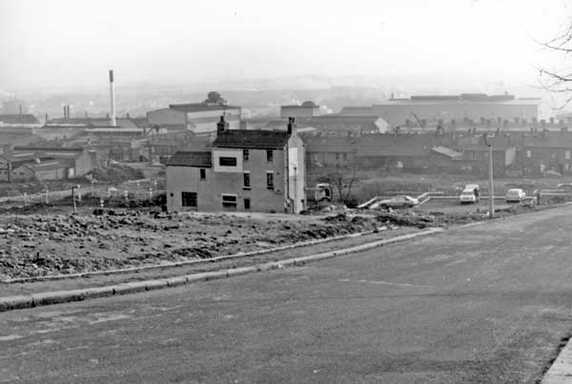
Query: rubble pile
0 211 406 280
83 164 145 184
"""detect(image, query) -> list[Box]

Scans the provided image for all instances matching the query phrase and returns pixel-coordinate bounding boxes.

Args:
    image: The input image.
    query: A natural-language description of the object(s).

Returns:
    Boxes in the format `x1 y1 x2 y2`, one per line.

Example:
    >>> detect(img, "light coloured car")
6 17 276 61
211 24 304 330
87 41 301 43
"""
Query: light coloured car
464 184 480 193
505 188 526 203
459 189 478 204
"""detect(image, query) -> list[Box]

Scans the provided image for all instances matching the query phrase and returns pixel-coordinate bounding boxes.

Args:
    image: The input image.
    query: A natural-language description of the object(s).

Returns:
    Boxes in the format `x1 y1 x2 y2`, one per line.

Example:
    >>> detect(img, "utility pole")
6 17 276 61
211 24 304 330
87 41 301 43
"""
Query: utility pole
71 185 77 214
483 133 494 218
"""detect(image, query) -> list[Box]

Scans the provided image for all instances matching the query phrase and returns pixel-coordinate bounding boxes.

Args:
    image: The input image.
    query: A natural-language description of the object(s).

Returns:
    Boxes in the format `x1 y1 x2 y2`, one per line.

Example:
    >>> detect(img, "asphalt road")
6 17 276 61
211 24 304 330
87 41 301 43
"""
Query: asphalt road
3 208 572 383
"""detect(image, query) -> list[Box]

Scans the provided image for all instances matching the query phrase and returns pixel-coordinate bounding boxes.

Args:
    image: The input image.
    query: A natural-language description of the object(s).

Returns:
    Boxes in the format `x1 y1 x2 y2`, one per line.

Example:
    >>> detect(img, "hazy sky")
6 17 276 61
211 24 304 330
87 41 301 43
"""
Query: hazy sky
0 0 570 91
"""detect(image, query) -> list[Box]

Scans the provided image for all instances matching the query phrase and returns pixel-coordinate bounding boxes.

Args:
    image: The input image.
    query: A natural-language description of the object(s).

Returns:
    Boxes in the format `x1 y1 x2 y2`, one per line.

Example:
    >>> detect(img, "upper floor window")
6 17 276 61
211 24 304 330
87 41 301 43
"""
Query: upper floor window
266 150 273 162
219 156 237 167
200 168 206 180
243 149 249 161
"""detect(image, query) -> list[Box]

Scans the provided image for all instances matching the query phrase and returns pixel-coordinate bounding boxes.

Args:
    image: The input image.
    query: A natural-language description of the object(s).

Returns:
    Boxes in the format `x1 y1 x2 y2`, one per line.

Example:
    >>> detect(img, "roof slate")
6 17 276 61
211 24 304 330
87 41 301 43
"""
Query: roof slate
213 130 290 149
0 114 39 124
167 151 212 167
523 133 572 148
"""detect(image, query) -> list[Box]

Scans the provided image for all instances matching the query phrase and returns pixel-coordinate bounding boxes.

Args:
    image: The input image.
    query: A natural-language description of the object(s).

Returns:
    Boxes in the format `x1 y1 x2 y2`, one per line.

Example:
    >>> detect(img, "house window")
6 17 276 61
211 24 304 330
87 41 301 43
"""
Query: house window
243 172 251 189
243 149 249 161
181 192 197 207
222 194 237 208
266 171 274 190
219 156 237 167
266 150 273 162
244 198 251 210
199 168 206 180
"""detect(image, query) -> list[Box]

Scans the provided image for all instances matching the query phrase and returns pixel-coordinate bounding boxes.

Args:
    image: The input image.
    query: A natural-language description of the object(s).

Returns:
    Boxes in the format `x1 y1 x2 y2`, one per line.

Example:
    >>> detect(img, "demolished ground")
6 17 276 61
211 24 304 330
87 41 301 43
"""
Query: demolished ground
0 189 546 281
0 208 420 280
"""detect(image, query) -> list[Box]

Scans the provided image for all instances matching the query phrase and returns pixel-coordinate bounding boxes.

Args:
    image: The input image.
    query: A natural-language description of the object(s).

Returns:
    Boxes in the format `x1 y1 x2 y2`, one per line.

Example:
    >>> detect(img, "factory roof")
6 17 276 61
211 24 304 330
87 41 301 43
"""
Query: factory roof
0 114 39 125
379 93 541 105
168 103 240 113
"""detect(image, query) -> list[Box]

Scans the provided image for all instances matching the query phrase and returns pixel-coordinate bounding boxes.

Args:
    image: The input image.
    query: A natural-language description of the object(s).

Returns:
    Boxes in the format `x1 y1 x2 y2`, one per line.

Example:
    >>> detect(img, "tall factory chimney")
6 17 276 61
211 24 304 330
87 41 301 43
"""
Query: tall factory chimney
109 69 117 127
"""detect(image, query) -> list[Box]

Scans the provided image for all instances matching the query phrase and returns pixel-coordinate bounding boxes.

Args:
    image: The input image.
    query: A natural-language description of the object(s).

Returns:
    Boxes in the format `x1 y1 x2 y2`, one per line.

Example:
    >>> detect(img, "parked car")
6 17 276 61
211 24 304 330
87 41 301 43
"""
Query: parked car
464 184 480 194
459 189 478 204
505 188 526 203
371 195 420 210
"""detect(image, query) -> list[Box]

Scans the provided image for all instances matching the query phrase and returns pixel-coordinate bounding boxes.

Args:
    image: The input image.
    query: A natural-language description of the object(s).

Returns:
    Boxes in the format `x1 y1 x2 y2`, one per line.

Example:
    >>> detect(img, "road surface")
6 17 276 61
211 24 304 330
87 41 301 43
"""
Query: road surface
3 207 572 383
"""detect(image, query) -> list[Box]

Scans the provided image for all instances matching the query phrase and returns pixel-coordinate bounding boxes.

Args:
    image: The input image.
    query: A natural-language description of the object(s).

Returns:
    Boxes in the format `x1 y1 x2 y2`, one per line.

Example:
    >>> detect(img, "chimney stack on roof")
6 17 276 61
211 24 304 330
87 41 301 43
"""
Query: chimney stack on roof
63 104 71 120
287 117 296 135
109 69 117 127
217 115 228 135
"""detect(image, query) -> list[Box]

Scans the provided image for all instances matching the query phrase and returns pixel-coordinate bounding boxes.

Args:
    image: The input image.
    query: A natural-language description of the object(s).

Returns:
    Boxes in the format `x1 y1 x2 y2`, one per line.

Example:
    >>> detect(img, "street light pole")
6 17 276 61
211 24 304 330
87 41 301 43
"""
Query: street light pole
484 134 494 218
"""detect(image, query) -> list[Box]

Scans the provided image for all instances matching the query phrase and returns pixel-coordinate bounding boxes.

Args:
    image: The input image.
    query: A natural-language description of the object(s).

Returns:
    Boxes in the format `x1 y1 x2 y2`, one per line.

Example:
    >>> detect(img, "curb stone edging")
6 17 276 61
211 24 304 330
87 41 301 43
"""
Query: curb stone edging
0 228 443 313
541 337 572 384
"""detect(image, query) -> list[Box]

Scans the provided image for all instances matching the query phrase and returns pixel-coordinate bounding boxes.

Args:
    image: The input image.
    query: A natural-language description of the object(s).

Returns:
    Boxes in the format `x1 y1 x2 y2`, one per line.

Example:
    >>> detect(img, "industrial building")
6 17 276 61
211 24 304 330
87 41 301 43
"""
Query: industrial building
147 92 241 134
340 93 540 131
280 101 320 119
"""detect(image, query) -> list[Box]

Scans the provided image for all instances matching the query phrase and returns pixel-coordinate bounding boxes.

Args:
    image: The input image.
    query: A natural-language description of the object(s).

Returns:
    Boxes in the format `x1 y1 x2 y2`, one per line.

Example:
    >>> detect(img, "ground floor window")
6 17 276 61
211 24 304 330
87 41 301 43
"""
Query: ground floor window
243 172 251 189
222 194 238 208
266 171 274 190
181 191 197 207
244 198 250 210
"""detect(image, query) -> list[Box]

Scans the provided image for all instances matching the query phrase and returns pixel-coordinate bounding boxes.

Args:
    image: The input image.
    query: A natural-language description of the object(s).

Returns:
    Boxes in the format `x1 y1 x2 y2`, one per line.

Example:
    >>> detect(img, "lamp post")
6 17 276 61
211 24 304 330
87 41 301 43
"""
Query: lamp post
71 185 77 214
483 133 494 218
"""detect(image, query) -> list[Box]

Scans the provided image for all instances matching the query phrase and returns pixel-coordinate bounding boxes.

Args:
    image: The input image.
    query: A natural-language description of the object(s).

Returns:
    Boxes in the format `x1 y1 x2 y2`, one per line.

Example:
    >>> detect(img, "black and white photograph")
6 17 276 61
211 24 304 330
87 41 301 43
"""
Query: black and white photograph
2 0 572 382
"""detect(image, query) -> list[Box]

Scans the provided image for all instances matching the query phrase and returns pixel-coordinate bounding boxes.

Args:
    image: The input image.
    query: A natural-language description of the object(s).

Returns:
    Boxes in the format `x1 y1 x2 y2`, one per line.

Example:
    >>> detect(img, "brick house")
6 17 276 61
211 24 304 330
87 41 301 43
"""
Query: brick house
0 146 97 181
520 132 572 175
166 117 306 213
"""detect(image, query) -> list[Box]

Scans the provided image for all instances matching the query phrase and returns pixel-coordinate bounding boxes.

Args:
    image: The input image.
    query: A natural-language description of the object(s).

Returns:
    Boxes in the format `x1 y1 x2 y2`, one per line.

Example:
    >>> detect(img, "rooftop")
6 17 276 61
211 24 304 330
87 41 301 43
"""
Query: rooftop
13 146 84 153
523 132 572 148
431 146 463 160
167 151 212 168
47 117 139 128
169 103 241 113
282 101 319 108
0 114 39 125
381 93 541 105
213 129 290 149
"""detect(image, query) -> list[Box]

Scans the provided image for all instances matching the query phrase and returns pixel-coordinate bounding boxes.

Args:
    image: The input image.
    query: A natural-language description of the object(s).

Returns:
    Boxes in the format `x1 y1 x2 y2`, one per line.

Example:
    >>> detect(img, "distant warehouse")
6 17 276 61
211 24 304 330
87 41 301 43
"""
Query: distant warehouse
340 93 540 130
147 91 241 134
280 101 320 119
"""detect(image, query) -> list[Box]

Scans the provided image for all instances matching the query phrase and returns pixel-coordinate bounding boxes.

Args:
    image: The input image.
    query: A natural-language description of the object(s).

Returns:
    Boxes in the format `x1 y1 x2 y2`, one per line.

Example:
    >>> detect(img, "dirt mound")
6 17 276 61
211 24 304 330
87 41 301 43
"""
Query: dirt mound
83 164 145 184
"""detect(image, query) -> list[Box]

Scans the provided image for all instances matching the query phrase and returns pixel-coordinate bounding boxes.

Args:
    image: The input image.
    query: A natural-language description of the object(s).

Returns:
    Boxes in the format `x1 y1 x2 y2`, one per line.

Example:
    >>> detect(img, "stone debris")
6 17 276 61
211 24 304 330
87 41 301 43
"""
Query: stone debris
0 209 412 280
